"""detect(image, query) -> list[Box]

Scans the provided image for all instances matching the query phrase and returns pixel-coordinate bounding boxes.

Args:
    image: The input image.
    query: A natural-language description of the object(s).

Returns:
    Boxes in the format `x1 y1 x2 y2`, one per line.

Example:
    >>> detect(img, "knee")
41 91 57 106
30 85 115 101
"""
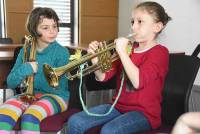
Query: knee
68 115 80 128
178 113 191 124
175 112 194 129
21 114 40 124
67 114 85 133
101 124 117 134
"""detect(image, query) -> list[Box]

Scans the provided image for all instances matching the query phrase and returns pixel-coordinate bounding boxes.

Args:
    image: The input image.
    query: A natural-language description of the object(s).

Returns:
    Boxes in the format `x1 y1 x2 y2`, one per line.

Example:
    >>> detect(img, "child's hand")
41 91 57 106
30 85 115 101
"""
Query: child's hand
87 41 100 65
29 62 38 73
115 37 130 54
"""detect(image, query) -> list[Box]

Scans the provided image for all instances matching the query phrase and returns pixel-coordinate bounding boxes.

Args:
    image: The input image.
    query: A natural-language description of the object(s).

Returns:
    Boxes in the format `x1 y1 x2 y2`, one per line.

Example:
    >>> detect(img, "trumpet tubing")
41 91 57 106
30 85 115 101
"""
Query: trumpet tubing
43 41 117 87
18 35 37 104
68 54 119 80
43 34 134 88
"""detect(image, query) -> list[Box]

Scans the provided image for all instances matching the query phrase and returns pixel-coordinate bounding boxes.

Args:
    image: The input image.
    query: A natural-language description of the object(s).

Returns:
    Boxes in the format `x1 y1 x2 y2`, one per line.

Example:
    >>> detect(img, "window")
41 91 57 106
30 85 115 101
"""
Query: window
0 0 2 37
34 0 78 45
0 0 6 37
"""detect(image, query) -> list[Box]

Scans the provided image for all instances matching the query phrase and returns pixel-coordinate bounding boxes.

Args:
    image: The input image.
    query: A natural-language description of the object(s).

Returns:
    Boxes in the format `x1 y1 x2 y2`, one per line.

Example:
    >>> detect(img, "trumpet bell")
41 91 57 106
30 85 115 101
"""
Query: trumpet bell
43 64 59 87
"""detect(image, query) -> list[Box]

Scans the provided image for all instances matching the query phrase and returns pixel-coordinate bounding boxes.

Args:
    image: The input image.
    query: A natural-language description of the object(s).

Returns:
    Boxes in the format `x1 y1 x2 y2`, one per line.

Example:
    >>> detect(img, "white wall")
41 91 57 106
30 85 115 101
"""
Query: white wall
118 0 200 85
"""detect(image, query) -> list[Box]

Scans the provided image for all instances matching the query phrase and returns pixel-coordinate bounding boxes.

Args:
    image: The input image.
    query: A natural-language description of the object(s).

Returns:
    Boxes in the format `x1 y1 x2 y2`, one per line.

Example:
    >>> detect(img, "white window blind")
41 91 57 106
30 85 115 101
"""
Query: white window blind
34 0 72 45
0 0 6 37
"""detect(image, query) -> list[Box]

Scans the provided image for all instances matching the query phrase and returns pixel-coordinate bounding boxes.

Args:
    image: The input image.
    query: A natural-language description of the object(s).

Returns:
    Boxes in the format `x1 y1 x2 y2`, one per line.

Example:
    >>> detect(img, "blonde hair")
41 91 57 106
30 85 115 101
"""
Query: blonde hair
136 1 171 26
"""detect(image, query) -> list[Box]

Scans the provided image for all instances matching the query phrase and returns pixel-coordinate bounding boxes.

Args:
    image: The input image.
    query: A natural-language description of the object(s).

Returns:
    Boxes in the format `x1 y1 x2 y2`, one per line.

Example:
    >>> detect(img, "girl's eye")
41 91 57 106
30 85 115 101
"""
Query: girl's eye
42 27 48 30
131 20 134 25
53 25 58 29
138 20 142 24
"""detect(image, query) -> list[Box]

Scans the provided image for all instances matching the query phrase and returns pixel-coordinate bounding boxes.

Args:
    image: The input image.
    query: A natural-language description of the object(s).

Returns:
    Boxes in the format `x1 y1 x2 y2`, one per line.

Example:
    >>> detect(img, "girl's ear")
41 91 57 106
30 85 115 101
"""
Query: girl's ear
154 22 164 33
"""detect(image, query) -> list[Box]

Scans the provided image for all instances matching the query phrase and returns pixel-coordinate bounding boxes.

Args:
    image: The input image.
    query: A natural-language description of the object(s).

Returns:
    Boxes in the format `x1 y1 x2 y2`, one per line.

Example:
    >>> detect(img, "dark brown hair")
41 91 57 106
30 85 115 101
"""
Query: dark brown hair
26 7 59 38
136 1 171 27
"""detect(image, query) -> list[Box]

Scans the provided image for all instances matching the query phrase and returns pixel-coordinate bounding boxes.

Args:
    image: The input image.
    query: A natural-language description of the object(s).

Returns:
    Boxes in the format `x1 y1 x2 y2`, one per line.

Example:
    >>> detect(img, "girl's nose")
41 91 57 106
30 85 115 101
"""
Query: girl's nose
132 22 138 32
131 25 135 32
50 27 54 32
49 27 57 33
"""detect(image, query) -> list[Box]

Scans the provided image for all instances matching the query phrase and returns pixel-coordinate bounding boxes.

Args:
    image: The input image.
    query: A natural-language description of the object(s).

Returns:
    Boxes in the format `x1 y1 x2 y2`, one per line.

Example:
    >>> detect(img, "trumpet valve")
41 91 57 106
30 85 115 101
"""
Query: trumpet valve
97 43 113 72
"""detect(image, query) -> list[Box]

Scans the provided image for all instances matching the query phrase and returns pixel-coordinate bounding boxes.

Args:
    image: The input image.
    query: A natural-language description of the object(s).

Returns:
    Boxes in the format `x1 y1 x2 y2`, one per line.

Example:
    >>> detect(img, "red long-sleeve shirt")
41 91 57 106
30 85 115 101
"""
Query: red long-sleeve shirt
103 44 169 129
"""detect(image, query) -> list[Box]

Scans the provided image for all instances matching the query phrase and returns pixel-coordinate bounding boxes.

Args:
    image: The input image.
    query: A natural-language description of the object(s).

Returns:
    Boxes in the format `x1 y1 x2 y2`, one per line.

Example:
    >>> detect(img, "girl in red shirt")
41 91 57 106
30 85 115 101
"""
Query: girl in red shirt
67 1 171 134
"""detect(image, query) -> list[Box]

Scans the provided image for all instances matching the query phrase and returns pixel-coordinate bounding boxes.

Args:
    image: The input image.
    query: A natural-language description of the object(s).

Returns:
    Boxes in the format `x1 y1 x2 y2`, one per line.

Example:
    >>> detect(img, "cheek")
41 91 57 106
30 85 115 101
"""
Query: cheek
139 26 148 34
37 29 44 36
37 28 41 33
142 25 154 34
39 34 48 39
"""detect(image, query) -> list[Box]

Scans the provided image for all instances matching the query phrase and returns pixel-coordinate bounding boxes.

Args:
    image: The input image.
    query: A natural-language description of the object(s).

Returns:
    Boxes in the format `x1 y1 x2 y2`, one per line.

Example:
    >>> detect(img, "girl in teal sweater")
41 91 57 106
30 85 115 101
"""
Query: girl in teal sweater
0 7 69 134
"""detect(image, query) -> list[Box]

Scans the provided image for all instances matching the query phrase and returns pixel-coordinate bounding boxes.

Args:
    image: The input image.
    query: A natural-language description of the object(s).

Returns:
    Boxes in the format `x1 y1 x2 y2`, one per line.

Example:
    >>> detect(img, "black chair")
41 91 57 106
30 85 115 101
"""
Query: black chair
192 44 200 57
84 54 200 134
0 37 13 44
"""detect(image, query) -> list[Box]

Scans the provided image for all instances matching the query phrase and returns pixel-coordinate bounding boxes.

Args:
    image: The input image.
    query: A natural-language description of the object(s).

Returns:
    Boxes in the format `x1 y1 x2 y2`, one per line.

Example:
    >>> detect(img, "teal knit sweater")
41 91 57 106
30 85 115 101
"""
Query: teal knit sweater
7 41 70 101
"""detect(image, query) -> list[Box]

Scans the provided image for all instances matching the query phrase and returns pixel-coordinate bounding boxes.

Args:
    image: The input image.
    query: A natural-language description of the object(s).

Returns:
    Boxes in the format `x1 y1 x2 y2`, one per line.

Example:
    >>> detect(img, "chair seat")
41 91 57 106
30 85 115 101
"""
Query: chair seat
85 124 172 134
13 108 81 132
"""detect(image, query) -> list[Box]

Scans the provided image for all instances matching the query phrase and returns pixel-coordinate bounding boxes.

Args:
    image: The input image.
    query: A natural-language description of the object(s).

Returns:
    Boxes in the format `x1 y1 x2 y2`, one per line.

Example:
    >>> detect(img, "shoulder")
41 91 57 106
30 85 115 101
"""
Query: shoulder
152 44 168 53
145 45 169 67
51 42 70 63
148 44 169 57
53 41 68 51
17 46 29 57
53 41 69 55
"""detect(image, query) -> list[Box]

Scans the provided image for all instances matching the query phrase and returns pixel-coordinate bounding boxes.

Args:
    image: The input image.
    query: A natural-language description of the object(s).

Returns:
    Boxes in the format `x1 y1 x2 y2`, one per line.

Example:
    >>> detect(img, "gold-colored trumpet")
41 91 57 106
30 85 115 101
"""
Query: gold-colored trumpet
18 35 37 104
43 34 134 88
43 40 115 87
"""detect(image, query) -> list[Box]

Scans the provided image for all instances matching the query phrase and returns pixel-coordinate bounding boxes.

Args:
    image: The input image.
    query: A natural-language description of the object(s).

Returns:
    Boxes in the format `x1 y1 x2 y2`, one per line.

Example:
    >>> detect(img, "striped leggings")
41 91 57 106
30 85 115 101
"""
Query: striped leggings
0 94 68 134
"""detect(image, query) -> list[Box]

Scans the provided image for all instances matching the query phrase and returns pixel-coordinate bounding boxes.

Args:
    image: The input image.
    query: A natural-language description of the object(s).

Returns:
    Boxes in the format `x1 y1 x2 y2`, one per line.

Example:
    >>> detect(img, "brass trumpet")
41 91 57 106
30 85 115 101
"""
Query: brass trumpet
18 35 37 104
43 34 134 88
